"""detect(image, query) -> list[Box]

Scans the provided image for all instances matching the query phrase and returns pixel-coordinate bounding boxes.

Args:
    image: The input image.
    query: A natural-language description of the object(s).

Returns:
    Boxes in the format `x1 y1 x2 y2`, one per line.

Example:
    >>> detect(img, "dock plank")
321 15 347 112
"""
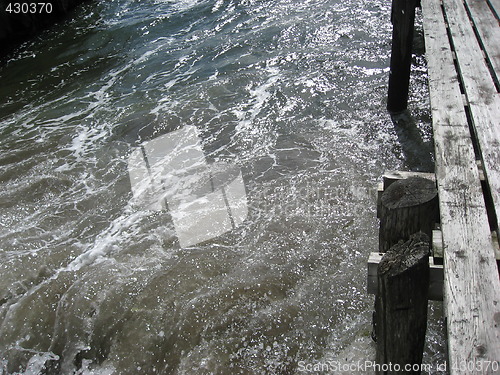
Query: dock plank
442 0 500 231
464 0 500 81
420 0 467 126
433 124 500 374
487 0 500 20
421 0 500 372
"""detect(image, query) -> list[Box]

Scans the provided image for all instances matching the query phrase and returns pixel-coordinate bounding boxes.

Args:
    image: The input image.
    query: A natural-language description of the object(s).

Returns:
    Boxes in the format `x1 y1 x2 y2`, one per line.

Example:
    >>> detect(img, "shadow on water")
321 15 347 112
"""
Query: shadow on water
387 9 434 174
0 0 94 62
390 110 434 173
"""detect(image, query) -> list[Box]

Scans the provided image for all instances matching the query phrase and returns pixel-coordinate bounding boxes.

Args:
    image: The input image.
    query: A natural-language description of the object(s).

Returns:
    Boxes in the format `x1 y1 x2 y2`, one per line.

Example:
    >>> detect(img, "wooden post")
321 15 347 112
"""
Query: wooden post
371 174 438 361
375 232 430 374
379 176 437 253
387 0 418 113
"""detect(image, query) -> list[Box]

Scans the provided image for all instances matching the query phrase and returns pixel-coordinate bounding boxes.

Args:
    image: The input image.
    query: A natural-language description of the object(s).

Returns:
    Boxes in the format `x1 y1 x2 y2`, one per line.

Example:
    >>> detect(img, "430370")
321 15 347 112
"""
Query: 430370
5 2 53 14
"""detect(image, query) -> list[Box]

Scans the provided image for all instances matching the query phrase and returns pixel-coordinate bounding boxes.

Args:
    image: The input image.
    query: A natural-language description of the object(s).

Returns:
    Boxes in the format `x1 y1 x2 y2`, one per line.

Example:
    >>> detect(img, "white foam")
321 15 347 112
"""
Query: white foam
66 125 109 162
66 209 147 272
23 352 59 375
360 67 390 76
234 68 281 130
75 359 116 375
212 0 224 12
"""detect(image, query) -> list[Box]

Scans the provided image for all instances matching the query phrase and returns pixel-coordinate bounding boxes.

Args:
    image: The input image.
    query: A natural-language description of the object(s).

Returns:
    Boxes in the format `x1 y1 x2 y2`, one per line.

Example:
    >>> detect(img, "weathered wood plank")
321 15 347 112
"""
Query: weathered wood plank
463 0 500 82
421 0 500 372
442 0 500 231
434 123 500 374
492 231 500 261
432 229 443 259
487 0 500 20
420 0 468 127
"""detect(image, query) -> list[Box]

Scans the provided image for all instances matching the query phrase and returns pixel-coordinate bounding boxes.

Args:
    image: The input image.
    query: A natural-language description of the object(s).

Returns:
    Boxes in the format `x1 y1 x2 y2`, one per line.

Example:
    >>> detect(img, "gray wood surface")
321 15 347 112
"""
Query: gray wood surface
487 0 500 19
434 125 500 374
420 0 468 126
464 0 500 80
421 0 500 373
443 0 500 232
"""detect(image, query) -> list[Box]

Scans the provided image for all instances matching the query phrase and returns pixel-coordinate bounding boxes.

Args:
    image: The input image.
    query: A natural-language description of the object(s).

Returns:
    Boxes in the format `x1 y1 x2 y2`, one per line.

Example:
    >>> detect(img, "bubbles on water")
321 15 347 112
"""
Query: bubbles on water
0 0 442 373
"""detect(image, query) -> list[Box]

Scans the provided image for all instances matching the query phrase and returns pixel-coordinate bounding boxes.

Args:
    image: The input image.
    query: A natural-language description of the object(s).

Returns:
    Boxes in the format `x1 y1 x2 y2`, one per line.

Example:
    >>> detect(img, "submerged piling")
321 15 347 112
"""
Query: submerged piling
375 232 430 375
372 173 438 374
387 0 418 113
379 176 438 253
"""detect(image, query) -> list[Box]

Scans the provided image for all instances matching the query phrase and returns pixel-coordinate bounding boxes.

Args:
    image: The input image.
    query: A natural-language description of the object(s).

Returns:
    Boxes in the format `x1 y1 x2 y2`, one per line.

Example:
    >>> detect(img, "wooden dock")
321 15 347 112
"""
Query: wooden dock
382 0 500 373
421 0 500 372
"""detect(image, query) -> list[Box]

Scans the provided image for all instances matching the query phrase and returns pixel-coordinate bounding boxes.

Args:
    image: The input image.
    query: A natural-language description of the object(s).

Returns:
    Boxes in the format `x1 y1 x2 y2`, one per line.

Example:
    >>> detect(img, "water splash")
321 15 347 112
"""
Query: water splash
0 0 443 373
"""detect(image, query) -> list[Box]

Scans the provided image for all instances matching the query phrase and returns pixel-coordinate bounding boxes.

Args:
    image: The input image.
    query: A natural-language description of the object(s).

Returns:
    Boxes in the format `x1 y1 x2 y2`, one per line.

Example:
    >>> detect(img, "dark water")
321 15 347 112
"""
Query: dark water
0 1 443 374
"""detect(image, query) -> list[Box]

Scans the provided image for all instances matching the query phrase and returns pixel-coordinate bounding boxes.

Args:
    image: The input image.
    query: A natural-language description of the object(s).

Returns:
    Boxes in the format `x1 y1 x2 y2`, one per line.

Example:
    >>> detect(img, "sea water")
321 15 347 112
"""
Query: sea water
0 0 444 373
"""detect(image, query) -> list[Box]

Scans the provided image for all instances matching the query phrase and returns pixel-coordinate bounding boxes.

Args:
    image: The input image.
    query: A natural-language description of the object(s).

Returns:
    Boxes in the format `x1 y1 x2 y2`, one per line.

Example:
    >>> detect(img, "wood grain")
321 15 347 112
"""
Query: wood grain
421 0 500 372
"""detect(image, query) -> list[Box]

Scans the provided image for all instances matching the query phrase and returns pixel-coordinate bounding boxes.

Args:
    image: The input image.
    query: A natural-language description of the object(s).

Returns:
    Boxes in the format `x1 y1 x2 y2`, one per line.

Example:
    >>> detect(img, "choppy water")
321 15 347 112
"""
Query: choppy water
0 1 443 374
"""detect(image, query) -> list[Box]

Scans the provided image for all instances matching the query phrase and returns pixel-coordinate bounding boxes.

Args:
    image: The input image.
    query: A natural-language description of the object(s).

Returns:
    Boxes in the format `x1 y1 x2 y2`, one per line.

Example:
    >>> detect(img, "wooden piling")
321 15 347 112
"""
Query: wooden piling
375 232 430 374
378 176 437 253
387 0 418 113
371 173 438 372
